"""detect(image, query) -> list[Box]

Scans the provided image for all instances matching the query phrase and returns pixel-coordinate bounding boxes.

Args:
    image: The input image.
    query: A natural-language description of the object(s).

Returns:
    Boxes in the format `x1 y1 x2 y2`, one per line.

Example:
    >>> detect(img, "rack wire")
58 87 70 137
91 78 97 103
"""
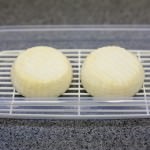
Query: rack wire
0 49 149 119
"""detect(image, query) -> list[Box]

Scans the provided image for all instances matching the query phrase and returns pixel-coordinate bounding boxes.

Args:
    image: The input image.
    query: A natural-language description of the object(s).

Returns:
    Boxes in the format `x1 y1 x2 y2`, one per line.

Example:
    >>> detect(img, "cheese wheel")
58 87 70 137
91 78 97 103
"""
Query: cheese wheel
81 46 144 97
11 46 72 97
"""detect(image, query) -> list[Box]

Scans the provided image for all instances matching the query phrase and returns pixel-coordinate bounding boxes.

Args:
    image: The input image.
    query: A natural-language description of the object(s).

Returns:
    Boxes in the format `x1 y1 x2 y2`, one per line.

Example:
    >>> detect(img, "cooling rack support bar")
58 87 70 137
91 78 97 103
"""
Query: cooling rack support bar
9 88 15 114
78 49 81 116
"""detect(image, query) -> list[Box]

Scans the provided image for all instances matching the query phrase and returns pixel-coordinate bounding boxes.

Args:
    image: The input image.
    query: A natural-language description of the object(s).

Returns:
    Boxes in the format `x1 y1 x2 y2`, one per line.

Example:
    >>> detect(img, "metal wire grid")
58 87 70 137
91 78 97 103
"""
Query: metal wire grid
0 49 149 119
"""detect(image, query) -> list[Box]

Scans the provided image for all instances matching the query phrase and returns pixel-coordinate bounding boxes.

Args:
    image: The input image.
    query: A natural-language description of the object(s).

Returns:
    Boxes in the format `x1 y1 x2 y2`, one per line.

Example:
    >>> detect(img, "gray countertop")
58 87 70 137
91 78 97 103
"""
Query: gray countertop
0 0 150 150
0 0 150 25
0 118 150 150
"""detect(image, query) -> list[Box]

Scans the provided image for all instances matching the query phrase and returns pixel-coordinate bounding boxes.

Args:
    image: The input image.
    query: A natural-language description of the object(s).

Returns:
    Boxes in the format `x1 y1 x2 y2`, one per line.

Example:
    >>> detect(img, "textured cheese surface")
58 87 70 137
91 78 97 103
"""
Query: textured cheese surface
81 46 144 97
11 46 72 97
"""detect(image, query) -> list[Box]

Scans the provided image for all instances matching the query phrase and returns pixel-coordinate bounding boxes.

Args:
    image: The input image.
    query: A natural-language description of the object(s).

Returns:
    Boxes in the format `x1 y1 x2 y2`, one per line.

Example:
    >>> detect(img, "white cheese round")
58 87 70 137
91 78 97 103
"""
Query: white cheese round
81 46 144 97
11 46 72 97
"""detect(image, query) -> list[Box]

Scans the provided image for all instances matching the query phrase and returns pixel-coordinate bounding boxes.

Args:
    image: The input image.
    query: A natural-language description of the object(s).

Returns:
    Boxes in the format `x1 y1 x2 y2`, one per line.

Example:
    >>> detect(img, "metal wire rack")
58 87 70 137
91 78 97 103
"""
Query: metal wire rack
0 49 149 119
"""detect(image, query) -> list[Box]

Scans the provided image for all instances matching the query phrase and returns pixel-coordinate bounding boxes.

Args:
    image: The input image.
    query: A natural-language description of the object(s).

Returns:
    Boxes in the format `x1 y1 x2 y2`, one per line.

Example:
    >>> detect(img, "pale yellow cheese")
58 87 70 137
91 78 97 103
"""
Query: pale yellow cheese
81 46 144 97
11 46 72 97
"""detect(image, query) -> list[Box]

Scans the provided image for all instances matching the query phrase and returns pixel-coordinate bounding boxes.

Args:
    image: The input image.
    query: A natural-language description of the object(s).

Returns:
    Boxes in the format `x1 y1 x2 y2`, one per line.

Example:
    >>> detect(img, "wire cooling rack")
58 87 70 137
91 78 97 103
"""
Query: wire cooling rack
0 49 149 119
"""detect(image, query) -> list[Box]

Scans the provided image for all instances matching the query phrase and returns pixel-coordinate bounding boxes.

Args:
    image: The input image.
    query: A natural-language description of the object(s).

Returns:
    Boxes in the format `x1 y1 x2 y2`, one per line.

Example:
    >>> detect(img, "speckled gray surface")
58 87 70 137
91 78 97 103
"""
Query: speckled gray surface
0 1 150 150
0 0 150 25
0 119 150 150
